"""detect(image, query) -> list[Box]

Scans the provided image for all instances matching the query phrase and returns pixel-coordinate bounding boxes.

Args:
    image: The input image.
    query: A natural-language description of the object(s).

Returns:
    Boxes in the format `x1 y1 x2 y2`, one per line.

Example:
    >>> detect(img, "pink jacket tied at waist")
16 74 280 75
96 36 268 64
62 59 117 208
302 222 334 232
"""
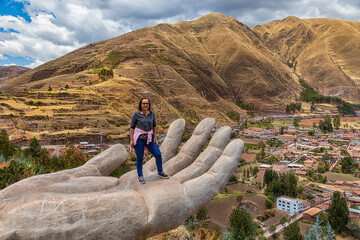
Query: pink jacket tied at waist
130 127 153 154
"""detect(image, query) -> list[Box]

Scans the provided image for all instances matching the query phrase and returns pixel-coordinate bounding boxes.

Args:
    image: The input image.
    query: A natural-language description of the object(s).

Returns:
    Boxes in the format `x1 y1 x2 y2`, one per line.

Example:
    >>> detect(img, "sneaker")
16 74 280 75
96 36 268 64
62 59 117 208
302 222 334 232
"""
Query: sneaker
138 176 146 184
158 172 169 179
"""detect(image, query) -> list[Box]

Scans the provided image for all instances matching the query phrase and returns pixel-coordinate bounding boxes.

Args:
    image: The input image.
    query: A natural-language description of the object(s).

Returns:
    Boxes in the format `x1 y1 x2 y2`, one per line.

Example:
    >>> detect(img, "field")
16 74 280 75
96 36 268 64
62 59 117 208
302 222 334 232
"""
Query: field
324 172 360 181
273 116 360 129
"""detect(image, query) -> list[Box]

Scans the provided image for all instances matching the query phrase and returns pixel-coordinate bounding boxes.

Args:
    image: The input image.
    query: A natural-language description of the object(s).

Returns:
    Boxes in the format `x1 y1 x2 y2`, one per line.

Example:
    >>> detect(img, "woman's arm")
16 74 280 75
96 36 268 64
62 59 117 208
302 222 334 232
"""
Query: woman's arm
153 126 158 144
130 128 134 148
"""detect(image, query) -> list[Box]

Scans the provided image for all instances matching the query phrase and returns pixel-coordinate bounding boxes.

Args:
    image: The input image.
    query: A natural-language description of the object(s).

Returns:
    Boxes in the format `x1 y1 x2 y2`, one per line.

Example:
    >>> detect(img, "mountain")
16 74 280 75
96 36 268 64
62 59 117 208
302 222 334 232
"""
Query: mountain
0 66 29 83
0 13 359 143
1 13 300 110
252 16 360 102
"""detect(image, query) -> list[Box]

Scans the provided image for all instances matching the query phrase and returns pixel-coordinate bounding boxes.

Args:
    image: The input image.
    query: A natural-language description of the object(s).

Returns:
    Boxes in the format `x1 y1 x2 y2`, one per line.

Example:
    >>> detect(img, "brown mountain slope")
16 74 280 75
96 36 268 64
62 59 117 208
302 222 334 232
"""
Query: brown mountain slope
0 66 29 82
252 16 360 101
1 13 299 110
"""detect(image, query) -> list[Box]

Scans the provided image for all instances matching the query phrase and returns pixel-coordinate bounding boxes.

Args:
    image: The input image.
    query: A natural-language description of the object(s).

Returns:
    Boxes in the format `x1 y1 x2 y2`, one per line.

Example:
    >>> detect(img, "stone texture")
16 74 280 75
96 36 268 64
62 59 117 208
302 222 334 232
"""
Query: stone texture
0 118 244 240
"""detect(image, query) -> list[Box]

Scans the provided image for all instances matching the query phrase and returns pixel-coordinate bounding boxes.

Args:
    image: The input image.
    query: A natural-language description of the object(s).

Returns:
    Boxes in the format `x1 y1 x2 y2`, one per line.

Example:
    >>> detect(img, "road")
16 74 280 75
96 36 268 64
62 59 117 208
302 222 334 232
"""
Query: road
263 213 303 238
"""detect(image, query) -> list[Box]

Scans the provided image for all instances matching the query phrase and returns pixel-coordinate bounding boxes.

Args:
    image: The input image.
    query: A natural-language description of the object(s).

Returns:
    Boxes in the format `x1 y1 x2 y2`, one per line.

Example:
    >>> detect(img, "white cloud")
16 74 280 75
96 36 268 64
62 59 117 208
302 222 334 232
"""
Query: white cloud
4 63 17 66
0 54 8 60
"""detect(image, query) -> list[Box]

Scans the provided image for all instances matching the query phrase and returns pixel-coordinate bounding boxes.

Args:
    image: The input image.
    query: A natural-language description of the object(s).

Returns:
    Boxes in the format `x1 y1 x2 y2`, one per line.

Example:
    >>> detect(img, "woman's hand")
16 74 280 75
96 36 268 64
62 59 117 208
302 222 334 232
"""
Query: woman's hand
130 140 134 149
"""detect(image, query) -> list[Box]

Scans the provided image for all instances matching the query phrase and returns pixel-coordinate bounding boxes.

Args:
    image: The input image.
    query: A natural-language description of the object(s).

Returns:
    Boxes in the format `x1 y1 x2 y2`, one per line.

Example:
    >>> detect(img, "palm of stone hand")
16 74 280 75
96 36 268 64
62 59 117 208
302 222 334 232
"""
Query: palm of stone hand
0 118 244 240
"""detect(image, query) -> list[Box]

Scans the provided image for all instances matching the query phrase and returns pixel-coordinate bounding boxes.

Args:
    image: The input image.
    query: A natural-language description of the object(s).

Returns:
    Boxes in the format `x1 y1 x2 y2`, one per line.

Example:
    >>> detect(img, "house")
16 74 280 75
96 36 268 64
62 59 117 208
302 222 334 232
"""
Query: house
303 208 322 221
287 163 304 170
278 134 295 142
259 164 272 170
317 192 332 201
349 208 360 220
276 196 304 215
304 160 315 168
295 171 307 177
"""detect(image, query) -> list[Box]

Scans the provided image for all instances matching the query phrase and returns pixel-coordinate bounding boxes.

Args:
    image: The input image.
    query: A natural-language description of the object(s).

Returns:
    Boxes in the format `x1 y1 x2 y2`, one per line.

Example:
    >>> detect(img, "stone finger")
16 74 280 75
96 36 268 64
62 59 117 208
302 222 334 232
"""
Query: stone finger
161 118 215 176
172 126 231 183
182 139 244 207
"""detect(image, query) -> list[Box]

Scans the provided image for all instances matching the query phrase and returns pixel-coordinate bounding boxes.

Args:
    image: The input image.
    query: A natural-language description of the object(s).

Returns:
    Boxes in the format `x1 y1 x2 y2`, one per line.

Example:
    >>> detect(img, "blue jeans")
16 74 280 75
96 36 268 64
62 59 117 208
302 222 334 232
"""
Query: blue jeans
134 139 163 177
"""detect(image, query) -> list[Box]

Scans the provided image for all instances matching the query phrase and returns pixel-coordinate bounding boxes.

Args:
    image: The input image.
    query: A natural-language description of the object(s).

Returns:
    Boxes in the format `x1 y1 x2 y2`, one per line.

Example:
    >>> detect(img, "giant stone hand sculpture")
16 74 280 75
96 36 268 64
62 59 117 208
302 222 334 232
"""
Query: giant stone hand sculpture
0 118 244 240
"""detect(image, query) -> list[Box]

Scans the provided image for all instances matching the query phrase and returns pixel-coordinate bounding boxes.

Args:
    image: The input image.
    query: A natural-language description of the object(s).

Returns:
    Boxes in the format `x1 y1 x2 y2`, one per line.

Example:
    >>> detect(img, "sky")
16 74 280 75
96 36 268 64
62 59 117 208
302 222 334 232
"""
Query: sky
1 0 360 68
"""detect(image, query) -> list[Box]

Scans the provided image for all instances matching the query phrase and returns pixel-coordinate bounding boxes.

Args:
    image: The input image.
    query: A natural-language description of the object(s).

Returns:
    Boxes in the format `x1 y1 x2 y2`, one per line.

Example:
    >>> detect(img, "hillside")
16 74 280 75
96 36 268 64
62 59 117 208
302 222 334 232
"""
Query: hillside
0 66 29 83
1 13 360 143
252 16 360 102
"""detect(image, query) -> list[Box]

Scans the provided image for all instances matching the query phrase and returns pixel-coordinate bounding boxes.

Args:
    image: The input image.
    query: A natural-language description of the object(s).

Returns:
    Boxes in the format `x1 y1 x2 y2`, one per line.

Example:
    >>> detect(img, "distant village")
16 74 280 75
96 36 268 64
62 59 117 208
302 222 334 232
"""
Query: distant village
231 118 360 234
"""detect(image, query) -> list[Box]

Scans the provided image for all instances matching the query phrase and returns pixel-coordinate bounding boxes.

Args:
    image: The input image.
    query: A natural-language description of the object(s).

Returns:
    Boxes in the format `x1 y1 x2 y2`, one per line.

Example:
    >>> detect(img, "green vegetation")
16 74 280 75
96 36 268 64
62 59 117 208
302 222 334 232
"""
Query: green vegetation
0 131 130 190
286 102 302 113
266 138 284 147
227 207 256 240
255 141 266 161
226 110 240 121
237 100 257 111
305 216 335 240
299 78 359 115
26 100 44 106
283 222 303 240
340 150 358 174
256 209 275 221
98 68 113 78
184 207 210 230
264 169 298 198
319 115 333 132
0 129 20 161
328 191 349 233
333 115 341 129
292 117 301 128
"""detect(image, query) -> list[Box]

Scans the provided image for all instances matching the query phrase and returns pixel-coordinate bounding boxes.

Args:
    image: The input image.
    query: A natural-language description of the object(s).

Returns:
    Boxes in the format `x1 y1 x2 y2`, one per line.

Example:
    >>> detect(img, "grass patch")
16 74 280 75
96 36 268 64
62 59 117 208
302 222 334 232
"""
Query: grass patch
324 172 360 181
212 193 260 201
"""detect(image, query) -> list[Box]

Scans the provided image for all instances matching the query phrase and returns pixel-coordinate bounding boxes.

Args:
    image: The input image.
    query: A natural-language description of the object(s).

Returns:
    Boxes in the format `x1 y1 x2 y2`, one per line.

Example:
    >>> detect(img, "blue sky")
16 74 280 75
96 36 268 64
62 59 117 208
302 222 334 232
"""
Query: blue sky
1 0 360 68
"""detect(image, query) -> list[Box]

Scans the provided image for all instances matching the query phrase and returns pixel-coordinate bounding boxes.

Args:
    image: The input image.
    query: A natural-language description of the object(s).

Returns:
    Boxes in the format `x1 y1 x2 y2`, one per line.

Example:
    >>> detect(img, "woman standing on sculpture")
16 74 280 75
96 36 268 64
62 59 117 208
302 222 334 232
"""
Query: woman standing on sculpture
130 98 169 183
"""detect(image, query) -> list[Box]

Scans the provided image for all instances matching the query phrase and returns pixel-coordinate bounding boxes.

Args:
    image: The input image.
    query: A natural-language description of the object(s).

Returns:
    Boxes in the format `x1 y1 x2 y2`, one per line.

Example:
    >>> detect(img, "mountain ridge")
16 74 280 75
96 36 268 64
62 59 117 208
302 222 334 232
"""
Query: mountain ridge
1 13 360 143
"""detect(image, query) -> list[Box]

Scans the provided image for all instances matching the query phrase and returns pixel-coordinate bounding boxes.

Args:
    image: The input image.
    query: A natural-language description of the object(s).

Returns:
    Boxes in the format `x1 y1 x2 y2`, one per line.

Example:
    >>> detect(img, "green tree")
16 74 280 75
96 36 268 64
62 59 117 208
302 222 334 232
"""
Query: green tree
341 155 356 174
196 207 209 222
48 85 52 91
280 215 289 226
333 115 341 130
305 216 335 240
62 147 87 169
265 198 273 209
227 206 256 240
328 191 349 233
293 117 301 128
29 137 41 158
283 222 303 240
0 129 19 160
264 169 278 186
312 122 317 129
252 166 259 177
319 115 333 133
269 225 276 233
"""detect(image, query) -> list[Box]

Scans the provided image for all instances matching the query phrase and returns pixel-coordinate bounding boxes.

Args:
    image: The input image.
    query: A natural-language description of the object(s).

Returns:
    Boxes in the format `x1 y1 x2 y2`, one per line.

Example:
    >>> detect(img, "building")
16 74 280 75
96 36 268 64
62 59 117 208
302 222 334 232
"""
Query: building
303 207 322 221
278 134 295 142
276 196 304 215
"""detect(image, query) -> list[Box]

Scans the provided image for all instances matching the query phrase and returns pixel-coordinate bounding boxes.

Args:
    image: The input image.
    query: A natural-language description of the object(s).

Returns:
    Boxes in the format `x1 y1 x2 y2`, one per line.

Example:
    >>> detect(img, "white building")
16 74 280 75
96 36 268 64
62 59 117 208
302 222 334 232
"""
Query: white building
276 196 303 215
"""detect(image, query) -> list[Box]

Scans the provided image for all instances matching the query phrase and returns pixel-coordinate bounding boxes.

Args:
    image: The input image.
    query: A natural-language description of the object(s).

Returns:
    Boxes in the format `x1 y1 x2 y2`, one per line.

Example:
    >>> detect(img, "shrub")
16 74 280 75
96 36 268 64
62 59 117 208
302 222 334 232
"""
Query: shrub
265 198 273 209
226 110 240 121
229 174 237 182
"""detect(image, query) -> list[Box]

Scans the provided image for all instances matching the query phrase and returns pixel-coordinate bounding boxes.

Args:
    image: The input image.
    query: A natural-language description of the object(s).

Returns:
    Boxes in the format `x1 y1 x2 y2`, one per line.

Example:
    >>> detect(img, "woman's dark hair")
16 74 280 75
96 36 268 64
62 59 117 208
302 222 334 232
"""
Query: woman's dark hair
138 98 151 111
